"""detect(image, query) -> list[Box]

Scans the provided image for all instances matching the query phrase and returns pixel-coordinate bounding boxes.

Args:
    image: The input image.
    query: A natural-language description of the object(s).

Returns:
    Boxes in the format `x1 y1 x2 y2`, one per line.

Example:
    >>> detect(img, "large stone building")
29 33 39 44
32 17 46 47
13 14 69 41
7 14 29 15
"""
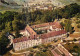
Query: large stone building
13 21 67 51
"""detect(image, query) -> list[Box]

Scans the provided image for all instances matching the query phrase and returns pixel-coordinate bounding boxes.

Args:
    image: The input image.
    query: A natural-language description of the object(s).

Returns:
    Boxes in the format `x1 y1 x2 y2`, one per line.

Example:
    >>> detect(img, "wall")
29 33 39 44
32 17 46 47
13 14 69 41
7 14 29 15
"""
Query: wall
13 38 42 51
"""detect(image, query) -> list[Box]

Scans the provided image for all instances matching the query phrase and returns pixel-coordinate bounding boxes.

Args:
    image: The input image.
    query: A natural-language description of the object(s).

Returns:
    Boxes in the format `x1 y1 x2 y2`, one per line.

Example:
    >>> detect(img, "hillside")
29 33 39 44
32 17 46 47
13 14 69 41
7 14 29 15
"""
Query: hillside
1 0 80 5
58 0 80 5
0 0 22 12
0 0 80 11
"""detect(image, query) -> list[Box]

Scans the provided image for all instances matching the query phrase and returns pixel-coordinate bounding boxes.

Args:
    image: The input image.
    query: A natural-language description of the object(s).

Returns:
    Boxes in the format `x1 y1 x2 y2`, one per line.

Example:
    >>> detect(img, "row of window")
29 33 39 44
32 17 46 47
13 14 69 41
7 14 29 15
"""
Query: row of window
44 34 66 43
14 41 41 51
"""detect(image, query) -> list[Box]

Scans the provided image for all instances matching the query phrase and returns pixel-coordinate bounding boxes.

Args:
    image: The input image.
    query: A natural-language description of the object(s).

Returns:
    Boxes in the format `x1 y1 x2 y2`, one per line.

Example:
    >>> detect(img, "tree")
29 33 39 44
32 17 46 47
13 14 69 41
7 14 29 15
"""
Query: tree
73 38 77 41
41 15 47 22
73 45 78 48
35 15 41 21
75 13 80 18
64 19 73 33
3 11 18 22
26 13 31 24
0 30 10 55
5 22 12 31
15 30 22 38
76 20 80 24
0 23 5 31
14 14 26 29
77 24 80 28
60 22 65 28
0 11 18 31
12 18 19 31
28 53 34 56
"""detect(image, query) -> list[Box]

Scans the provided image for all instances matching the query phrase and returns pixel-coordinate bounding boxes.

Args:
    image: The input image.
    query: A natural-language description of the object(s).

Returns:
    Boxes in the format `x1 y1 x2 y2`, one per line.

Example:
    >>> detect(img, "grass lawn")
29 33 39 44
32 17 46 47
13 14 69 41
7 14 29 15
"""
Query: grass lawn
0 5 22 13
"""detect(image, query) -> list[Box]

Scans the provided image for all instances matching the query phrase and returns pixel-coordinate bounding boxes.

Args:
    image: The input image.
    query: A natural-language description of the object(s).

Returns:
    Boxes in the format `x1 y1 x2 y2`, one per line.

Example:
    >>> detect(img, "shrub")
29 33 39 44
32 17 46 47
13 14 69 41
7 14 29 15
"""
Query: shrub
77 24 80 28
73 39 77 41
73 45 78 48
76 20 80 24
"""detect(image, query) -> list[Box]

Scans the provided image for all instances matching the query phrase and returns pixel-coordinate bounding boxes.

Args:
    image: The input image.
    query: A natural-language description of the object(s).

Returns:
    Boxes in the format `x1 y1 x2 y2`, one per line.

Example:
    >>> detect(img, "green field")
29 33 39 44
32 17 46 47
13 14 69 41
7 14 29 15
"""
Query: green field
0 5 22 13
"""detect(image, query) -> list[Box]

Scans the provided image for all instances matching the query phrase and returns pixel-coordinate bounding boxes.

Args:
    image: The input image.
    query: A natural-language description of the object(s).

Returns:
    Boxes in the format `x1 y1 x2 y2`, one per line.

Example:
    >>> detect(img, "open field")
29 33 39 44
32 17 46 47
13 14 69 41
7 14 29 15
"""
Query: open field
0 4 22 13
3 0 80 5
0 8 22 13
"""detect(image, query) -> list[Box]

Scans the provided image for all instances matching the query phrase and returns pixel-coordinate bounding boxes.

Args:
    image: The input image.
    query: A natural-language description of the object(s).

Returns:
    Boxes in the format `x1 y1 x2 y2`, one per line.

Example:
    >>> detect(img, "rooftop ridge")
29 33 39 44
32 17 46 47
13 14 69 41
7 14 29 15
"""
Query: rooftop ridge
13 30 66 43
25 25 37 35
13 34 39 43
31 21 60 28
40 30 66 39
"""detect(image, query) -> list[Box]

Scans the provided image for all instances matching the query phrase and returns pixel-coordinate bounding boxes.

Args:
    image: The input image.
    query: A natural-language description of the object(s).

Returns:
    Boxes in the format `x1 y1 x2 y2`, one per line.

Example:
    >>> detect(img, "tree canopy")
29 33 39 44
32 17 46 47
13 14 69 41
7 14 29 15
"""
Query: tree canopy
0 30 10 55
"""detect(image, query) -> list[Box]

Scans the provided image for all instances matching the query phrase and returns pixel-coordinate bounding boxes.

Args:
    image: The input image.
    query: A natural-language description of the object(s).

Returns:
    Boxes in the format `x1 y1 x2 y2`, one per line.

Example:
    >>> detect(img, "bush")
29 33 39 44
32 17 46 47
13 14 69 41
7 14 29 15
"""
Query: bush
76 20 80 24
77 24 80 28
63 40 66 42
28 53 34 56
42 49 47 52
33 46 38 49
73 45 78 48
73 39 77 41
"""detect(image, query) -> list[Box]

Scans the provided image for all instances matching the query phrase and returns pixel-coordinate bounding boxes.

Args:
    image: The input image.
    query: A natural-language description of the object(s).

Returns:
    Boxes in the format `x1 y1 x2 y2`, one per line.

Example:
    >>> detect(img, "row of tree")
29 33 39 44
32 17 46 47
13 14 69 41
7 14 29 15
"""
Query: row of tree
61 19 73 34
29 3 80 23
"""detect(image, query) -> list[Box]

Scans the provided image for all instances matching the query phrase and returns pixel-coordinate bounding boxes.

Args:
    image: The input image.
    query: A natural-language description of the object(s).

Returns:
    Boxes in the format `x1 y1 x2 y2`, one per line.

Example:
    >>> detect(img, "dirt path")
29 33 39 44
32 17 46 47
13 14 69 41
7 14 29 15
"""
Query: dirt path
10 50 30 55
